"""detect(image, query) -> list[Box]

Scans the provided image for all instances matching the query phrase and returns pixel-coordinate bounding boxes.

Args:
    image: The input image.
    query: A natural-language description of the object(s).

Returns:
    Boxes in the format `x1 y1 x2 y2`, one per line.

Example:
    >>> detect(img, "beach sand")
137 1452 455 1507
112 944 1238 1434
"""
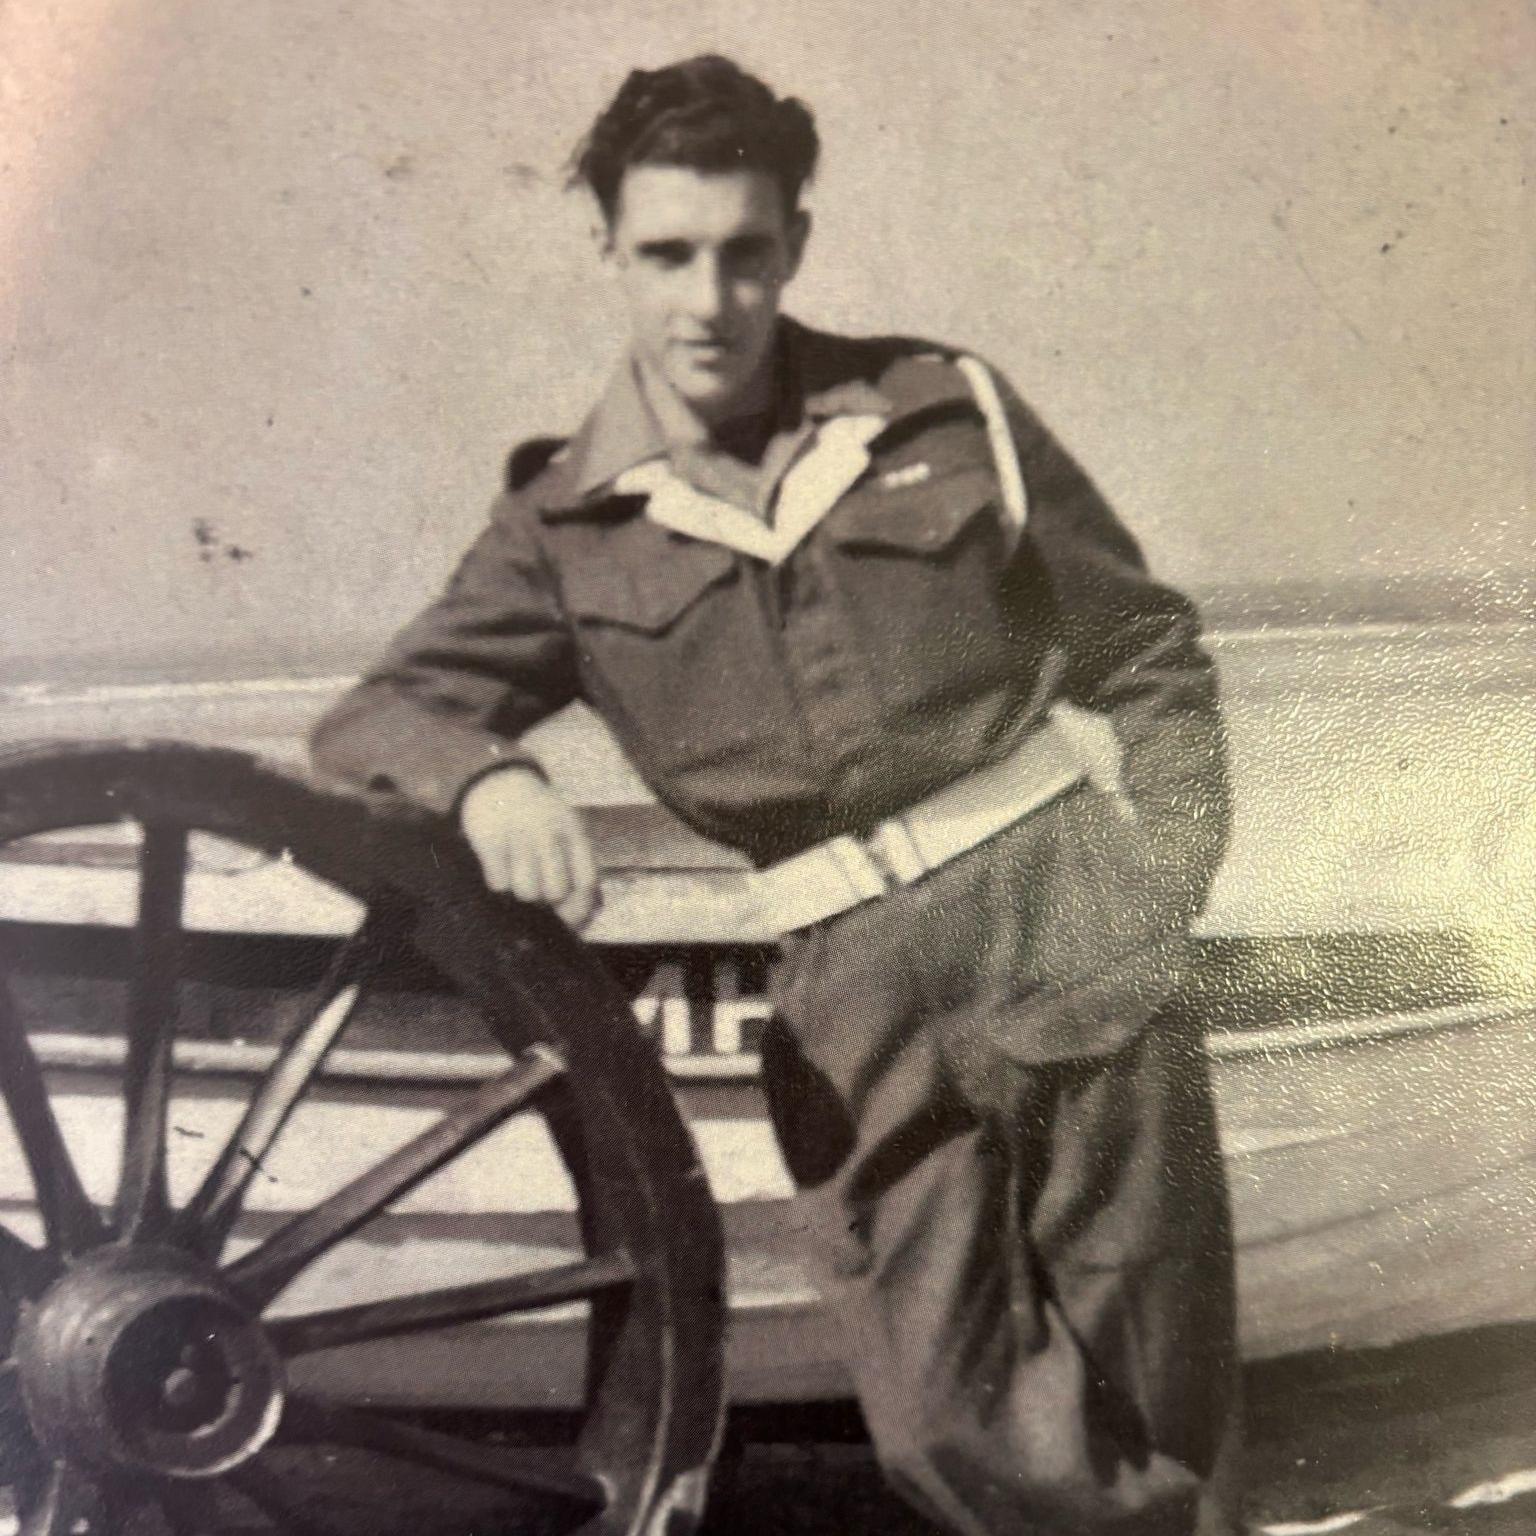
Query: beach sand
3 1324 1530 1532
703 1325 1536 1536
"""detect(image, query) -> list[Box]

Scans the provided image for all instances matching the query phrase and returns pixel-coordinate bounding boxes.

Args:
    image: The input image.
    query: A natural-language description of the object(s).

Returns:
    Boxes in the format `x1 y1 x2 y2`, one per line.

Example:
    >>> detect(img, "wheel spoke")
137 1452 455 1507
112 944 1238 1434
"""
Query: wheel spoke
0 1363 37 1481
176 909 395 1258
267 1249 634 1357
99 1475 165 1535
150 1488 211 1536
153 1477 252 1536
225 1457 336 1536
18 1459 93 1536
0 975 105 1254
0 1221 54 1300
115 822 188 1242
224 1046 565 1308
281 1396 608 1509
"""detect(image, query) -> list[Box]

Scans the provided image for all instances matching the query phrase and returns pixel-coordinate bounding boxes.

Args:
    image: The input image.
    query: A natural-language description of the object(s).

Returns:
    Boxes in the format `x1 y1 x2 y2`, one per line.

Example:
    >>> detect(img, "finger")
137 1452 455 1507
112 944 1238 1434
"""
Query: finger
560 824 601 930
555 876 598 929
534 835 573 909
471 837 513 893
505 844 543 905
555 884 599 930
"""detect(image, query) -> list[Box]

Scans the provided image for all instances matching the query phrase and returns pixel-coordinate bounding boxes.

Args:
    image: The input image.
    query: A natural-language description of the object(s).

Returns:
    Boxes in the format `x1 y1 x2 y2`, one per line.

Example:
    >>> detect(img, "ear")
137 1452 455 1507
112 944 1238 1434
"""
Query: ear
785 208 812 280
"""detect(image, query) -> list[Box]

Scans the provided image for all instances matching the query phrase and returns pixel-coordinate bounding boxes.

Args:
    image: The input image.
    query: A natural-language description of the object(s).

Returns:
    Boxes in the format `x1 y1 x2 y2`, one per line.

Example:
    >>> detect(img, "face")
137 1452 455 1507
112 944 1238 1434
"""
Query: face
604 164 809 423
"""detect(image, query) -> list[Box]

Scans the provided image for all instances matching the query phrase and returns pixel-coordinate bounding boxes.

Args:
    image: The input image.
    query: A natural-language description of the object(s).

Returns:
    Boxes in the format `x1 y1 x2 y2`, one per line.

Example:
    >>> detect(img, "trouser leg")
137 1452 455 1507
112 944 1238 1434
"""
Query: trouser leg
762 1007 1240 1536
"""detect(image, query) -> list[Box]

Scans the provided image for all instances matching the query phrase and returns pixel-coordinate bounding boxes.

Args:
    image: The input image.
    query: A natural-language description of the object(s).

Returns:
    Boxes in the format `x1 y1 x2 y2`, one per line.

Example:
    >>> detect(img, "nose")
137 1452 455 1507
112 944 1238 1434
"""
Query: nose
681 252 728 323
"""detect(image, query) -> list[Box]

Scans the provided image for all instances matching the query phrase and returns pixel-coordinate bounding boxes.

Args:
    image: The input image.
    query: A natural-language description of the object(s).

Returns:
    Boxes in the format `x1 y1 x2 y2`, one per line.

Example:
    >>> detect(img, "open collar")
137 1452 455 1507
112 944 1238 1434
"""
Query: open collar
556 361 670 504
534 319 986 563
611 411 888 565
543 319 898 513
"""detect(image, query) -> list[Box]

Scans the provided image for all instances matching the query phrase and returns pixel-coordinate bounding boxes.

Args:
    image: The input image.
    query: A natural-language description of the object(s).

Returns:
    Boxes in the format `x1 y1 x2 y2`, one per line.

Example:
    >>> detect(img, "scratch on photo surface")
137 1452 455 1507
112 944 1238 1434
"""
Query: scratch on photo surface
1270 209 1367 346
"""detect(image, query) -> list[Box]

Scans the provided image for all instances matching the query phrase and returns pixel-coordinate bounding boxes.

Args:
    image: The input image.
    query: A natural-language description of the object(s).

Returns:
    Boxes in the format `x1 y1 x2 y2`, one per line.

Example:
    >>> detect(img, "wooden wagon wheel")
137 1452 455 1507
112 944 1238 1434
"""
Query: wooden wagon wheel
0 742 726 1535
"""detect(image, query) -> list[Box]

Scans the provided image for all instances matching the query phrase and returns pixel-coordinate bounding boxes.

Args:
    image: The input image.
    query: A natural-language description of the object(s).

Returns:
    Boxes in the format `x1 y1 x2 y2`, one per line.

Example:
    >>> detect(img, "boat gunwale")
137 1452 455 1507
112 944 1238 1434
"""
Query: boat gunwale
16 996 1532 1090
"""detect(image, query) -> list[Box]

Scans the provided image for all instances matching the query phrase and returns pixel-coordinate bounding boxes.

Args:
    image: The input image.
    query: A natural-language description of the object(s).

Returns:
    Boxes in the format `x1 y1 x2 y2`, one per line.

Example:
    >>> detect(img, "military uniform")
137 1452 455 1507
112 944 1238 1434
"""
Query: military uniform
310 317 1239 1535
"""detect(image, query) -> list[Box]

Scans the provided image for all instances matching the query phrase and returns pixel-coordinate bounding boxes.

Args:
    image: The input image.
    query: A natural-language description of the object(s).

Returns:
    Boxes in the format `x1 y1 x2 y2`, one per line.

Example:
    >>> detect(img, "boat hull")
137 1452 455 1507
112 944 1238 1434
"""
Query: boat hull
3 999 1531 1408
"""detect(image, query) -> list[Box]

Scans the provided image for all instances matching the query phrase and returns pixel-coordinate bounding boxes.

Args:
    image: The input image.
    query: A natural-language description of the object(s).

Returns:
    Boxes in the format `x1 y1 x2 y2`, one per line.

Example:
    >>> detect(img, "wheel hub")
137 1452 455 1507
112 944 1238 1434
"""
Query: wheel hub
14 1245 284 1479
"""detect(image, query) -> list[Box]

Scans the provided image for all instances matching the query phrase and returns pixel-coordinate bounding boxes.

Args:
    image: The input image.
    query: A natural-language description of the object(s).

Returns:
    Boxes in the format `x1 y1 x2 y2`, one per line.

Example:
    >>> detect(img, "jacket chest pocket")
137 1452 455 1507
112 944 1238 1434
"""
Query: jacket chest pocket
558 539 738 634
823 461 1026 708
552 534 775 781
832 462 1003 560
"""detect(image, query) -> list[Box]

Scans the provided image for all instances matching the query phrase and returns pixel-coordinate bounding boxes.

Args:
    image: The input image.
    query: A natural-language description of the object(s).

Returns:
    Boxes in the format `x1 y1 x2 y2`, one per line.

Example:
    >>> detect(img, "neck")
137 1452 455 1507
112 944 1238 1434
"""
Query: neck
697 352 776 433
637 328 785 452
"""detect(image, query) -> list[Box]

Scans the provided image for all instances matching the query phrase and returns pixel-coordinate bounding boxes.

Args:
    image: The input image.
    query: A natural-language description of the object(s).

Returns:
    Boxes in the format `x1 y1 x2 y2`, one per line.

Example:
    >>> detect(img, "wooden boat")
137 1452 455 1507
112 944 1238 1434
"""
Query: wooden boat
0 617 1532 1409
2 925 1532 1410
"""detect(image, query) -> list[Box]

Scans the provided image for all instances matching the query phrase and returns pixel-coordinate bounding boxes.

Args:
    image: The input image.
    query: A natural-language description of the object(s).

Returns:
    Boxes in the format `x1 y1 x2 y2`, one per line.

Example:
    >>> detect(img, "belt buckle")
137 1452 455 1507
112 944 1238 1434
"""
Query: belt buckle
822 834 891 905
863 816 928 888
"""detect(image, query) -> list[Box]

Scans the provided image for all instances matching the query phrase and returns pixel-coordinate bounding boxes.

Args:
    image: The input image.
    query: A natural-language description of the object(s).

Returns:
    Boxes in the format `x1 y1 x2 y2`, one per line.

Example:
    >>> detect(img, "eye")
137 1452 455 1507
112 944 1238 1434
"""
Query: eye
637 240 693 270
722 236 776 278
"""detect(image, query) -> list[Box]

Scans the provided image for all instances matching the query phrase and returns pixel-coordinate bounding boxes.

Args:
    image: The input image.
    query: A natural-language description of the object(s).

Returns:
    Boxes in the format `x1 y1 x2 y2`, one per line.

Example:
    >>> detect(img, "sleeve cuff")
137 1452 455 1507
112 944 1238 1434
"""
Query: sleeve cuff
311 686 545 819
364 723 544 818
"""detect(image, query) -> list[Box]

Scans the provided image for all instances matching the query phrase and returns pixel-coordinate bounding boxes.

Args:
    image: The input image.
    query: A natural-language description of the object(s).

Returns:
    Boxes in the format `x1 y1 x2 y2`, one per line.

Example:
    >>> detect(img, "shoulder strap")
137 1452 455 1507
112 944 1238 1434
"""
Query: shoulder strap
954 356 1028 552
504 436 569 493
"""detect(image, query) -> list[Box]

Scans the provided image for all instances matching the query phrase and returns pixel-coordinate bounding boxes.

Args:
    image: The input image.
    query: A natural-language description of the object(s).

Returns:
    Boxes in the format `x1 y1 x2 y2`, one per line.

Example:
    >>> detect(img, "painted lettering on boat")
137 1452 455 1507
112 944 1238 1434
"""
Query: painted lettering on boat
629 960 772 1060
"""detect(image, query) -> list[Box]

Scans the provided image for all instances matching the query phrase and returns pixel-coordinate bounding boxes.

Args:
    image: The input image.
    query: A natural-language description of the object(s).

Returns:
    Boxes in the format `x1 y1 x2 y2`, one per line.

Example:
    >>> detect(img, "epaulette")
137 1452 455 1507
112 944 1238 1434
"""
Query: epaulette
880 346 1030 550
872 347 973 418
504 436 569 492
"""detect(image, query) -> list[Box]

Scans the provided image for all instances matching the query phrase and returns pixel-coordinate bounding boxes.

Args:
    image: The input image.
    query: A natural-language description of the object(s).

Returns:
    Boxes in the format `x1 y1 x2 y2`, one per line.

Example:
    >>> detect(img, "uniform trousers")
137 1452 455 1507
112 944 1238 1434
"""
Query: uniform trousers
759 786 1240 1535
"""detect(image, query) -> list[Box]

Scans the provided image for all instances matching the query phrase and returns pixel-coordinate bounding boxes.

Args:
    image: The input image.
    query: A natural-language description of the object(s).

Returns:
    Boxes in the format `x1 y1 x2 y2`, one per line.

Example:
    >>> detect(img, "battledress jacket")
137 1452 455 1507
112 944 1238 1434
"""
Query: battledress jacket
310 318 1232 1066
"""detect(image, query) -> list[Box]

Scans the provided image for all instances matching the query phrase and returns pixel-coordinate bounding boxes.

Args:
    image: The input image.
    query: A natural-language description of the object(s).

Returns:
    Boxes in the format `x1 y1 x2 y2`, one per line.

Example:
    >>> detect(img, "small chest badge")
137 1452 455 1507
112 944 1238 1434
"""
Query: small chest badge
877 462 932 490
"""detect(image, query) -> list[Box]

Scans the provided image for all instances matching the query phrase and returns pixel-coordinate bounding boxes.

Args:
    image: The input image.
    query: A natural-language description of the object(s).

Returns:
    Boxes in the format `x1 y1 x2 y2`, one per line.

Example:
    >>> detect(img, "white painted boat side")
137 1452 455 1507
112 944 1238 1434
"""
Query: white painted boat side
2 998 1531 1406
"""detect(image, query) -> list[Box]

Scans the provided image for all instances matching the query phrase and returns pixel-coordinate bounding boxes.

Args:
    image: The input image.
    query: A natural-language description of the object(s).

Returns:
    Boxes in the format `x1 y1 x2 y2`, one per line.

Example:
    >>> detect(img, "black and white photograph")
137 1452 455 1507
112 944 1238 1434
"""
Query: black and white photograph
0 4 1531 1533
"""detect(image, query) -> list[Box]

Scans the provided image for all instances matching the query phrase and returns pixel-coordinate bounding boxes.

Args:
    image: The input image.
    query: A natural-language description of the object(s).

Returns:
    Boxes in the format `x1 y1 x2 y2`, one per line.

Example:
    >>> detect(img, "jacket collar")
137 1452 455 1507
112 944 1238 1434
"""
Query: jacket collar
558 359 669 504
539 317 920 518
611 411 889 566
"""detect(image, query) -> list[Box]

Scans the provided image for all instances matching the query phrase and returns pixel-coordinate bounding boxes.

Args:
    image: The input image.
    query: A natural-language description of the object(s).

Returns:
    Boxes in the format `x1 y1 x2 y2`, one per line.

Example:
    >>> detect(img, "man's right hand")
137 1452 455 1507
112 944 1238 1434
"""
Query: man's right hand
458 767 601 930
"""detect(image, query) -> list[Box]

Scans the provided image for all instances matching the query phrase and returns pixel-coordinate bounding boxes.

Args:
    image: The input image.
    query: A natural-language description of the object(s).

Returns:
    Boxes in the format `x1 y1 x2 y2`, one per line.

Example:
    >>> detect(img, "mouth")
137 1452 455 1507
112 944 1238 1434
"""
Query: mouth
676 338 734 366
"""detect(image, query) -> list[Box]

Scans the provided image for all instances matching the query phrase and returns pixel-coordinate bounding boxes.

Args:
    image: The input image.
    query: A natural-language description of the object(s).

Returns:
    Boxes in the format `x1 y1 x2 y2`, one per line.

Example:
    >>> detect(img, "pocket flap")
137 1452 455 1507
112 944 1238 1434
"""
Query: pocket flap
833 464 999 554
560 540 737 632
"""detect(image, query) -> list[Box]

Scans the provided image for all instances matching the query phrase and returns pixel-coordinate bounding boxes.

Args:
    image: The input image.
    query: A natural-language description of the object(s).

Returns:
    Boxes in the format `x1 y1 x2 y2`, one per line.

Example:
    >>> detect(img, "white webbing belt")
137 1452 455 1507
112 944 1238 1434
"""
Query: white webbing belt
754 706 1109 934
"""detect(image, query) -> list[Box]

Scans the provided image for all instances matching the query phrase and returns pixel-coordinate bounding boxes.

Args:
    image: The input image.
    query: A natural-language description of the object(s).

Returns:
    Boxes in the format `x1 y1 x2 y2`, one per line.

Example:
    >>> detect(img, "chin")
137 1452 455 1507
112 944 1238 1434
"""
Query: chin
676 369 747 414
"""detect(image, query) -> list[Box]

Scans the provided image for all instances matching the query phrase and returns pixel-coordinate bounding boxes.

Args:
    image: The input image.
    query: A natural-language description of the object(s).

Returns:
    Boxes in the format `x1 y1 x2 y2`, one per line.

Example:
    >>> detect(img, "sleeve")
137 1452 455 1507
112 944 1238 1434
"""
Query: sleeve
993 373 1233 910
308 488 580 817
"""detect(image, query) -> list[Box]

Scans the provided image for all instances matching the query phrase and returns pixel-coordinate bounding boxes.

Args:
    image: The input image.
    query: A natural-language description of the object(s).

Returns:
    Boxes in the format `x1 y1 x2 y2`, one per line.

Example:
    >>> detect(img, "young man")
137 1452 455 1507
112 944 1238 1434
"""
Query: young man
311 55 1240 1536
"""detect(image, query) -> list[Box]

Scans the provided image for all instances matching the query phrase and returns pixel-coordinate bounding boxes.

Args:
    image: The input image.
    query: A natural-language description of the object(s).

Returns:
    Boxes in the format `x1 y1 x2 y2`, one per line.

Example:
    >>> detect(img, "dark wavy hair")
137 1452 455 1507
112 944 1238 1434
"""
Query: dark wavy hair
572 55 819 222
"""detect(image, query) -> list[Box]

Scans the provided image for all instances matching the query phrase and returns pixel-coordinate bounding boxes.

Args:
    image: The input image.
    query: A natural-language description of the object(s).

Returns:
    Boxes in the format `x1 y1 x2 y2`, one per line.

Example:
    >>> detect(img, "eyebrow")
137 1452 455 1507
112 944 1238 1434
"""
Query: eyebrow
723 233 775 257
636 238 694 260
634 232 777 260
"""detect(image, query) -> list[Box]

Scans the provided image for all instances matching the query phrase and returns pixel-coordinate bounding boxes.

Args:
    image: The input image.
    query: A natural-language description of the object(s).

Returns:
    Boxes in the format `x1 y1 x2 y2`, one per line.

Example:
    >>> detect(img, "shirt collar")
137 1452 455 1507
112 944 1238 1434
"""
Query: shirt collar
552 317 896 509
636 352 731 454
561 360 669 501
